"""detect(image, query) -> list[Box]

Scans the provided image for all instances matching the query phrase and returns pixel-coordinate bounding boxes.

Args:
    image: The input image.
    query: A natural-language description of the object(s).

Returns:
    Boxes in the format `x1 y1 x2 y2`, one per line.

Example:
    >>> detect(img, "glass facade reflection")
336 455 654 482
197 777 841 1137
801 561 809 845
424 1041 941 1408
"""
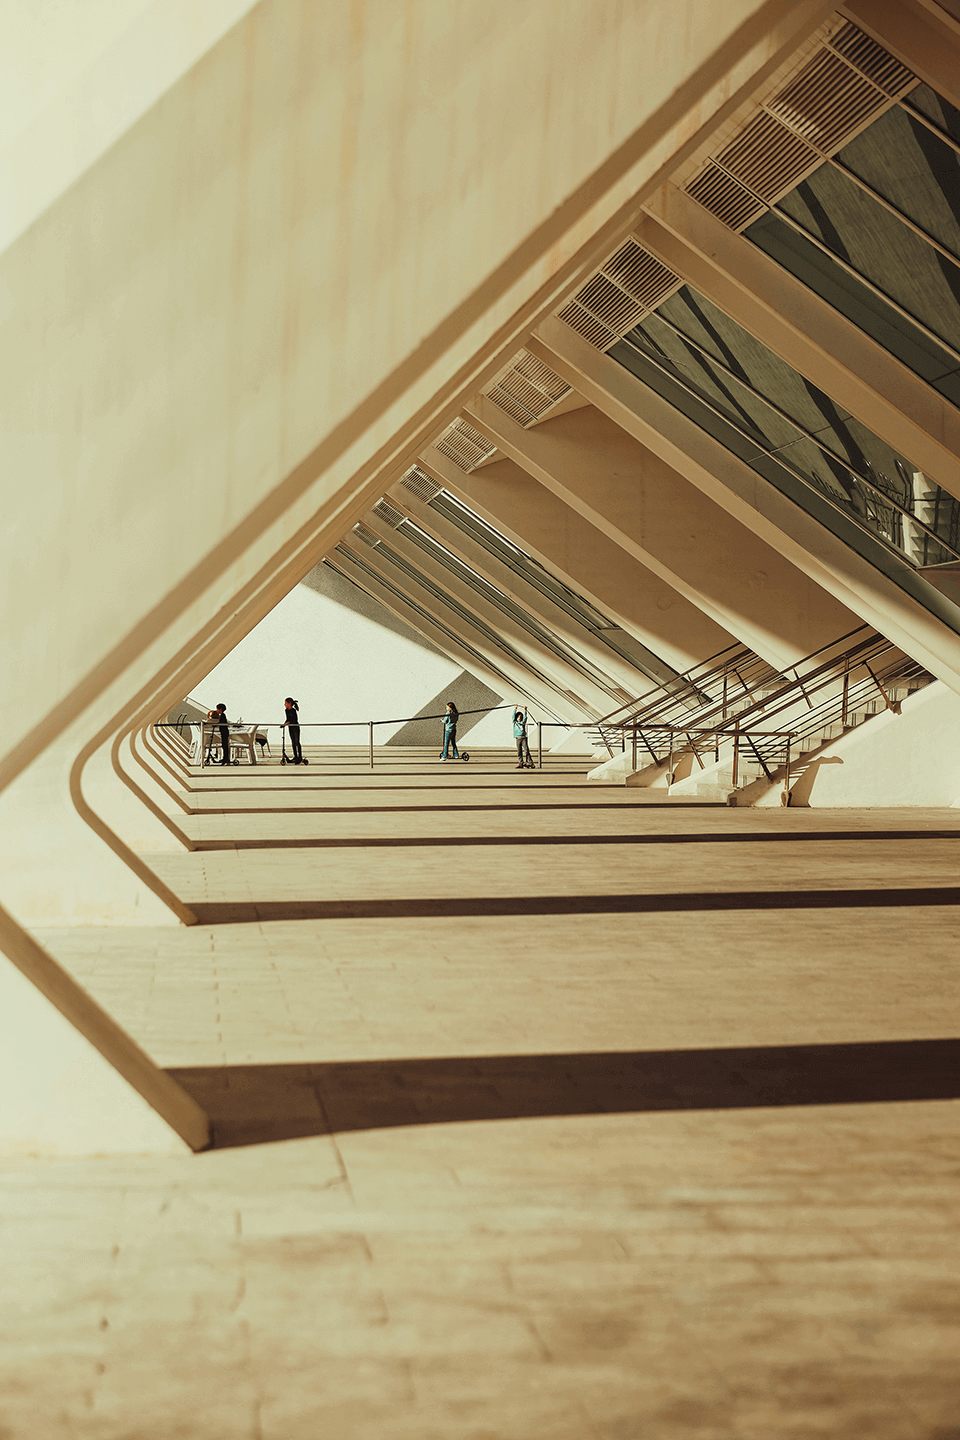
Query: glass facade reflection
745 80 960 408
616 284 960 570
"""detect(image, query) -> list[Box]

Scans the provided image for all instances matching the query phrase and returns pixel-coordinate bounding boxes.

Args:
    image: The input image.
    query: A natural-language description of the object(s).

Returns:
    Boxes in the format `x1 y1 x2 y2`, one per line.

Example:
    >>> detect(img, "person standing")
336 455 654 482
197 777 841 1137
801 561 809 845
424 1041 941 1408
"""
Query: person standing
513 707 534 769
283 697 303 764
440 701 460 761
216 703 231 766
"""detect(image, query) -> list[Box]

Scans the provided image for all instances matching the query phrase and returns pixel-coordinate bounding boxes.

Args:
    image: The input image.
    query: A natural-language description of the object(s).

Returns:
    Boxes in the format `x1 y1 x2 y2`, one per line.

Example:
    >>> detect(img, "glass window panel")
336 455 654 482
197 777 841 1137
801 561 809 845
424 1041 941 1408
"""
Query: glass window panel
836 105 960 263
907 82 960 146
775 165 960 356
746 210 960 407
651 288 928 491
610 336 960 626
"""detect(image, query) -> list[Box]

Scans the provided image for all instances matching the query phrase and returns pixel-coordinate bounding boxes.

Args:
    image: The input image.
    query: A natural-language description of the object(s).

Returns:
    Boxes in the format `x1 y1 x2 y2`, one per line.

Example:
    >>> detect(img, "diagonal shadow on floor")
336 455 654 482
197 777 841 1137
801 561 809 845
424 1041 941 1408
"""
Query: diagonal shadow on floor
168 1038 960 1150
187 887 960 924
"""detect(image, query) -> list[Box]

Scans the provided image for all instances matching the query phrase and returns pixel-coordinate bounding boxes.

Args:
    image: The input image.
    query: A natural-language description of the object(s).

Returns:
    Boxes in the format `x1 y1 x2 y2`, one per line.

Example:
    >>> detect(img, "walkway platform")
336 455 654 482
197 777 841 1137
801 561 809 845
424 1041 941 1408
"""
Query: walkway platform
9 749 960 1437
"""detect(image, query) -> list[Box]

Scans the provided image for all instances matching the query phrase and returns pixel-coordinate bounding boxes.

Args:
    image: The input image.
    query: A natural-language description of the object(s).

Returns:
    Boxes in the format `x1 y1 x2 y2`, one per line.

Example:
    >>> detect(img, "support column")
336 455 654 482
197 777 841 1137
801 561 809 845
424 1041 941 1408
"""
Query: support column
530 315 960 691
638 187 960 494
419 445 734 675
358 511 621 713
337 536 592 721
384 479 674 694
463 394 855 670
325 553 528 709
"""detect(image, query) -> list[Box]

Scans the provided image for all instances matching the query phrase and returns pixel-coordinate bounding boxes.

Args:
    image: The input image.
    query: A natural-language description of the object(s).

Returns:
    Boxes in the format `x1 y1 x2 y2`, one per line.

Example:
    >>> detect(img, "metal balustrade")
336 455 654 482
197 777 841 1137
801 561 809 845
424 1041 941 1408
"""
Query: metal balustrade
597 625 934 798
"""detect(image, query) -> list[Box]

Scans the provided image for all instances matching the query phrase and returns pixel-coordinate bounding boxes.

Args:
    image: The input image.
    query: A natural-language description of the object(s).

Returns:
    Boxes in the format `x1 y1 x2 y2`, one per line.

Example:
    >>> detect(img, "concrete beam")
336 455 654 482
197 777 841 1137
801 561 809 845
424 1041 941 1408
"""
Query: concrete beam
530 315 960 693
843 0 960 109
337 535 590 722
463 395 853 671
359 512 623 713
384 483 671 695
639 187 960 496
419 446 734 675
325 552 526 710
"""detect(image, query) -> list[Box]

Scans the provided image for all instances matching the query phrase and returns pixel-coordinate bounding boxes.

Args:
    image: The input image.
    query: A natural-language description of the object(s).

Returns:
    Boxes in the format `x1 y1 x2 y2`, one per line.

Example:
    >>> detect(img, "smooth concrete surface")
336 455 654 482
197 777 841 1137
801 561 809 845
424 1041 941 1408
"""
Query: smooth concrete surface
753 679 960 809
0 954 192 1157
9 750 960 1434
463 399 856 671
0 0 845 1136
426 447 735 675
3 0 801 770
195 566 507 747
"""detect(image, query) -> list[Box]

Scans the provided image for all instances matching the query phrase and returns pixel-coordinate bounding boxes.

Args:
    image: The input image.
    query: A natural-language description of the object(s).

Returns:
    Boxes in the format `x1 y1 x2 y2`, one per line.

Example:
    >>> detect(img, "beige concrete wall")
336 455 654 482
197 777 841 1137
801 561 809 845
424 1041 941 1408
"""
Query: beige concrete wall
0 0 837 1145
422 451 735 674
3 0 806 783
0 0 260 255
465 399 855 669
195 565 509 747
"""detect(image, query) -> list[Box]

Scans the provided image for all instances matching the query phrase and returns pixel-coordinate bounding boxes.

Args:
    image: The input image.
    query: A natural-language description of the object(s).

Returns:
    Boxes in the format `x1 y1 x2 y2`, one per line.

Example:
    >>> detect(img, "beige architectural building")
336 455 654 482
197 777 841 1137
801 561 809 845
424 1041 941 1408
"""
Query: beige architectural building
3 0 960 1433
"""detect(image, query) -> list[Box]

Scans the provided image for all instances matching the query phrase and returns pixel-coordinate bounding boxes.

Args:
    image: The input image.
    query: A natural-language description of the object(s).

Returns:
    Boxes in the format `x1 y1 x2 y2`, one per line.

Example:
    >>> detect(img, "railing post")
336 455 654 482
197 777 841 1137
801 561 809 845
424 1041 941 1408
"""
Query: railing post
783 736 791 806
722 675 728 721
732 721 740 789
632 724 637 772
842 658 849 727
667 738 674 789
538 722 542 769
369 721 374 770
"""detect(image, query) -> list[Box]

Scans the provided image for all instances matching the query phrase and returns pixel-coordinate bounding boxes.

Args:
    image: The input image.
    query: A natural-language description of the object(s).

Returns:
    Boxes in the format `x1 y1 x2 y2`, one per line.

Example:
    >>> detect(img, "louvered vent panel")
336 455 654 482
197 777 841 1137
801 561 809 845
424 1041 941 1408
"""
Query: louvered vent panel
435 420 496 471
717 111 819 202
683 22 915 233
558 239 682 350
828 20 915 95
577 273 645 333
514 352 569 403
686 163 766 229
400 465 442 503
558 301 618 349
372 498 405 528
352 523 381 548
605 242 680 311
488 373 549 424
486 349 573 425
768 49 886 152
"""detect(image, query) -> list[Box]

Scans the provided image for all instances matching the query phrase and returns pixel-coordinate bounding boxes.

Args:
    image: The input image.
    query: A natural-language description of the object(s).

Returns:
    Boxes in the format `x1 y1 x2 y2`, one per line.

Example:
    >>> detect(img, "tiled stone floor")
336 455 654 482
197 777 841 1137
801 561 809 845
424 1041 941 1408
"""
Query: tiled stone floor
7 748 960 1438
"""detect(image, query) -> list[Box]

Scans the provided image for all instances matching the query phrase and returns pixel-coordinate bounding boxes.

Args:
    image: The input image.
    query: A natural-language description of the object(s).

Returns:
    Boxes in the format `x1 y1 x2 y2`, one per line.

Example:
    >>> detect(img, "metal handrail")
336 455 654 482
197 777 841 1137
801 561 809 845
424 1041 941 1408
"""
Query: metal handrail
617 643 931 788
600 625 875 761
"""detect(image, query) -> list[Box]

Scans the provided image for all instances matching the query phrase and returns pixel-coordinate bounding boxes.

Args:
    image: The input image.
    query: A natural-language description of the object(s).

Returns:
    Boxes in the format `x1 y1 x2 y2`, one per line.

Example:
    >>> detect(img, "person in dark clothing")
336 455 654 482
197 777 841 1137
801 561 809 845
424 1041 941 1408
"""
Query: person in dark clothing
440 701 459 761
204 710 219 765
216 703 231 765
283 698 302 763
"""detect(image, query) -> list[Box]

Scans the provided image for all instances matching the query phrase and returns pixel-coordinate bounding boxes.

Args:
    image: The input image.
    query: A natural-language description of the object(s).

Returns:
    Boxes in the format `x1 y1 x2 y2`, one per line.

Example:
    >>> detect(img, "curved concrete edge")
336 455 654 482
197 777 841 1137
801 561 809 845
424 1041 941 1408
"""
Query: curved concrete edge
0 908 209 1154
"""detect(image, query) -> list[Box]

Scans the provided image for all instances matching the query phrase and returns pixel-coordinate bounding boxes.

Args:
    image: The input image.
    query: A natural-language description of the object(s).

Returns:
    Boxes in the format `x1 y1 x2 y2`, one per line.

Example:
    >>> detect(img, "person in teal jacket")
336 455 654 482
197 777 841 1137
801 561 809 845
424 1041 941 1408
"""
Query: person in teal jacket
440 701 460 761
513 707 534 769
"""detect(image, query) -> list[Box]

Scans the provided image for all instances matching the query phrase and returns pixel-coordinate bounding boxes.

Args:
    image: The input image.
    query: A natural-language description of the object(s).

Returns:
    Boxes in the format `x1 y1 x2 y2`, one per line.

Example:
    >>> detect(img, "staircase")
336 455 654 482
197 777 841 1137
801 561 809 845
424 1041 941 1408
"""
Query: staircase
588 626 936 802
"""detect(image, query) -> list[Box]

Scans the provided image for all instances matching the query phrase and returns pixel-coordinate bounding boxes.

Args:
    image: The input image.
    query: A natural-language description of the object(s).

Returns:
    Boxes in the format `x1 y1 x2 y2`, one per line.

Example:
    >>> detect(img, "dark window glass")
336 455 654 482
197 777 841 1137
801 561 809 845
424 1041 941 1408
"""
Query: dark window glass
615 284 960 609
906 81 960 147
836 103 960 263
775 164 960 356
745 210 960 406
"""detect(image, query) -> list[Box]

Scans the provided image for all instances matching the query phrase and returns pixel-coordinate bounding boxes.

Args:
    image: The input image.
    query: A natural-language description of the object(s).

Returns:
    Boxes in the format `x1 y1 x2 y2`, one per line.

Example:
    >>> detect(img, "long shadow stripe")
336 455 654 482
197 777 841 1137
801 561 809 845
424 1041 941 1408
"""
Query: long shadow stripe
168 1038 960 1148
188 887 960 924
190 830 960 851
